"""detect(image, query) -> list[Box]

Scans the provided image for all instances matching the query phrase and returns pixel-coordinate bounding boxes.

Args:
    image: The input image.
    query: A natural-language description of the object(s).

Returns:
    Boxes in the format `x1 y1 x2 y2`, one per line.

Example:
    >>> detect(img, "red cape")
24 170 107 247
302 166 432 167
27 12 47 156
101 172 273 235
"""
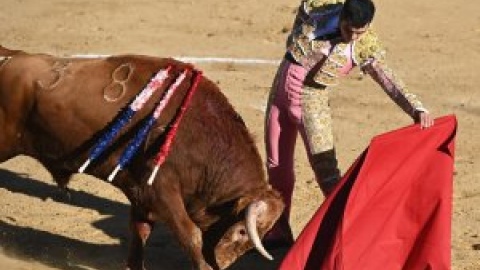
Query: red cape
278 115 457 270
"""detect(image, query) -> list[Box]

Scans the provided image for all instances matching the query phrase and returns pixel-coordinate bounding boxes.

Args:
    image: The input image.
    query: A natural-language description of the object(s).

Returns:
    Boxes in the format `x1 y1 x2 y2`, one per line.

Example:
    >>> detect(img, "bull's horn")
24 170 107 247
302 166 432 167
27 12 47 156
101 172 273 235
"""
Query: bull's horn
246 201 273 261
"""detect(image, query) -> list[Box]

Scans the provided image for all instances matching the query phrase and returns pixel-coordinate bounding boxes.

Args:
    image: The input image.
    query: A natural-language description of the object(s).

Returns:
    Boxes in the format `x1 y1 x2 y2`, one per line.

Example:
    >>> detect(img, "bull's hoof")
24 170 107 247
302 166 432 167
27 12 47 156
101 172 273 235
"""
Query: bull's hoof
52 187 72 203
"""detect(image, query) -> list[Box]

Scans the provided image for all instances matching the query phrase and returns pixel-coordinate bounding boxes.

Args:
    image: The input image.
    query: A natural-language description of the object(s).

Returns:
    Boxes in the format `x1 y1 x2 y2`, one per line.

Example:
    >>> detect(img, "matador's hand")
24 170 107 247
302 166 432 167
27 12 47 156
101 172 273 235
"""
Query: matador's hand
414 111 435 129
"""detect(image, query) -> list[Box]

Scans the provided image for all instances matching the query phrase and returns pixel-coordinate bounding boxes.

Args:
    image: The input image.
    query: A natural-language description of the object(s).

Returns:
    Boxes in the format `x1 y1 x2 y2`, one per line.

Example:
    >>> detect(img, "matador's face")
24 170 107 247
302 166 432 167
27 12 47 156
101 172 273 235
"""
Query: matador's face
339 20 370 43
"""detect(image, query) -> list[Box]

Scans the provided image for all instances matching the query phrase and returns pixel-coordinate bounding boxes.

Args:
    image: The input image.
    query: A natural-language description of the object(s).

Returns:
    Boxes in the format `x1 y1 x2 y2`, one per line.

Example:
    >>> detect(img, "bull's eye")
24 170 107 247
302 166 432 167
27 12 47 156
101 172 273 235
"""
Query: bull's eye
238 228 246 236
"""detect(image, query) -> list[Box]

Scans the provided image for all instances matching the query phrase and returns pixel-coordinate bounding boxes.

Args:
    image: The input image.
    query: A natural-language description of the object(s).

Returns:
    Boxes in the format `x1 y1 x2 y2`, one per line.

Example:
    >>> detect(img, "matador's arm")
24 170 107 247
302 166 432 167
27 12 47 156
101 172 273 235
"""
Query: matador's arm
362 60 428 120
355 30 428 120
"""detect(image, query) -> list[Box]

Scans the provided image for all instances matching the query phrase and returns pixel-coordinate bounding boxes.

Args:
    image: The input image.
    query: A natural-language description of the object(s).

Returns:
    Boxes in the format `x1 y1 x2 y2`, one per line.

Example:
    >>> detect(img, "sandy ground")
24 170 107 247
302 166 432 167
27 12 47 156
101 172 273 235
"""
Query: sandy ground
0 0 479 269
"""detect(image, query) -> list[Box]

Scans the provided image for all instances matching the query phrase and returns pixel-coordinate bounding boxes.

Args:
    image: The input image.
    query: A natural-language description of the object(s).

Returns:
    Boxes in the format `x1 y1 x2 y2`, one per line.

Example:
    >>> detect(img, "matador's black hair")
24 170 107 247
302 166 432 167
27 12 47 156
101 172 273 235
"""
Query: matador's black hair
340 0 376 27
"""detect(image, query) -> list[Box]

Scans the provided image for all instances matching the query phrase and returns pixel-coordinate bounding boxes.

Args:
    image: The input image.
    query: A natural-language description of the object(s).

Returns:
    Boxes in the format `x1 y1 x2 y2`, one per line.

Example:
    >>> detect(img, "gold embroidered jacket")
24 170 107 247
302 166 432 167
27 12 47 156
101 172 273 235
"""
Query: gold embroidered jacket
286 0 427 118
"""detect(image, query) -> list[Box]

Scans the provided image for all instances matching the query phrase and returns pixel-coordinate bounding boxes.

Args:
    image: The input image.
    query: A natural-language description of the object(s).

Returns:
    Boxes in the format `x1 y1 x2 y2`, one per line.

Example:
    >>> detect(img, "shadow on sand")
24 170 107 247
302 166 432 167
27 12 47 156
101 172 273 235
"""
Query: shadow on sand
0 169 288 269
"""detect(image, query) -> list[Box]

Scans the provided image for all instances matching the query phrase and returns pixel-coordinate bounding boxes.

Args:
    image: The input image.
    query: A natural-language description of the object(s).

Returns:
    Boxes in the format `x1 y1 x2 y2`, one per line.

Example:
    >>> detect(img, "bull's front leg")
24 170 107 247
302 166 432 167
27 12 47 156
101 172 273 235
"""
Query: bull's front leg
153 187 213 270
126 209 154 270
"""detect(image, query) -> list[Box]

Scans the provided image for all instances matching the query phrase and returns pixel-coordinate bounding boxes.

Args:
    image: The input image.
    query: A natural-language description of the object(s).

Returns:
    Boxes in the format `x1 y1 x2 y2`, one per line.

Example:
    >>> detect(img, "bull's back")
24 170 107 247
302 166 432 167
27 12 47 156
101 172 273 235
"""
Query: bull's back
19 55 189 156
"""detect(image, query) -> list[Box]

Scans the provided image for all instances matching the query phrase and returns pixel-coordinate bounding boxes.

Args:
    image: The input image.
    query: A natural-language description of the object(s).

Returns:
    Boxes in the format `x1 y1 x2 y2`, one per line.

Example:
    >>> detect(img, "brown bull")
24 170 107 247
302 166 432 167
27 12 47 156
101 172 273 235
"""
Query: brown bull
0 45 284 270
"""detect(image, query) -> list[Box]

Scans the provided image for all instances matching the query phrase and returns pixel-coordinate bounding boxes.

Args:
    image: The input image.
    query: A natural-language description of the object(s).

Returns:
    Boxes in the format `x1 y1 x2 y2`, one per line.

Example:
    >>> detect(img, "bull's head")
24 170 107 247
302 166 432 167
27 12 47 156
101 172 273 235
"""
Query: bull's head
205 188 284 269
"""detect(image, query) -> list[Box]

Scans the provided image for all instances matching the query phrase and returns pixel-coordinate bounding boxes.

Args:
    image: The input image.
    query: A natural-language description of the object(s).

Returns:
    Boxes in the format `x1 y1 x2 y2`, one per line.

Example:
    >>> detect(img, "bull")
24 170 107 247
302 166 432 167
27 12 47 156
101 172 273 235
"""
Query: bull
0 45 284 270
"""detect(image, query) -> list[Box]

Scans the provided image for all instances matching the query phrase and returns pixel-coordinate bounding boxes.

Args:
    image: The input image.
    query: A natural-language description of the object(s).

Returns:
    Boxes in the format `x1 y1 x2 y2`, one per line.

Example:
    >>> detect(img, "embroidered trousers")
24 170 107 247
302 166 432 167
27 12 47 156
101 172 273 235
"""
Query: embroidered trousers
265 59 341 221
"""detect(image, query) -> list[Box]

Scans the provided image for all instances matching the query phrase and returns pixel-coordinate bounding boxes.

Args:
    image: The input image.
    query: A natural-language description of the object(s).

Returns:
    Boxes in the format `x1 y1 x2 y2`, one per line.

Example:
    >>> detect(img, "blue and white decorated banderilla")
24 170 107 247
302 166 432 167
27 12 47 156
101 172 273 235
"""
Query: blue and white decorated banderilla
78 65 172 173
107 69 190 182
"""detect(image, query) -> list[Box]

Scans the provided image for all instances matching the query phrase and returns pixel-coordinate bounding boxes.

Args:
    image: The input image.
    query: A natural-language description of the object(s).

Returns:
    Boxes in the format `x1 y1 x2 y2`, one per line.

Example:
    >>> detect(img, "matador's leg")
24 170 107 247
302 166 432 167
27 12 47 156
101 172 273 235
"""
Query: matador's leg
300 86 340 196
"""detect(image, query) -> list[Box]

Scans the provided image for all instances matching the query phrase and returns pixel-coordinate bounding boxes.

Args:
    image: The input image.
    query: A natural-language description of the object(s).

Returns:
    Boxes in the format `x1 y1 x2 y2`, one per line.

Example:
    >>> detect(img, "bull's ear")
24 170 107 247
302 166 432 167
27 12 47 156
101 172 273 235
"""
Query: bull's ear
234 188 284 215
257 189 285 225
234 195 255 215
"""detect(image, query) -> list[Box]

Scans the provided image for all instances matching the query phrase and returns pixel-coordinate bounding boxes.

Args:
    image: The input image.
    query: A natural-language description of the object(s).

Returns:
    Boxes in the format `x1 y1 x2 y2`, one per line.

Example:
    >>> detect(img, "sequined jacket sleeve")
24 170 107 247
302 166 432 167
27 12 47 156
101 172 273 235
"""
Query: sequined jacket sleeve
354 29 428 119
286 0 344 71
